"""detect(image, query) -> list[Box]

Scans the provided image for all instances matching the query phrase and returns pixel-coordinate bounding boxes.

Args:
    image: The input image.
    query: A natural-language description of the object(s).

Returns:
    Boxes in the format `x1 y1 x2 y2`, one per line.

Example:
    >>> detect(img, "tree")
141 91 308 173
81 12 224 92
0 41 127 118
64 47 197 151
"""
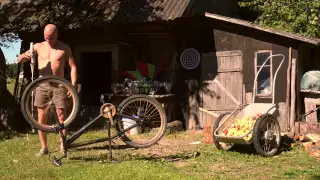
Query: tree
0 48 28 133
239 0 320 38
6 63 18 79
0 0 160 37
0 0 159 133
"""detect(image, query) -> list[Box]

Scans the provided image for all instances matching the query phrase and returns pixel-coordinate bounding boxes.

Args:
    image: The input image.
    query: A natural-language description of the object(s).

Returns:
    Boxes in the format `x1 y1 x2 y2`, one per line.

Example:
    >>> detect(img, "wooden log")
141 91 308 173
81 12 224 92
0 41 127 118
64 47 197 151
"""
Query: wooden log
204 125 214 144
286 47 292 130
290 58 296 131
166 120 183 134
306 134 320 143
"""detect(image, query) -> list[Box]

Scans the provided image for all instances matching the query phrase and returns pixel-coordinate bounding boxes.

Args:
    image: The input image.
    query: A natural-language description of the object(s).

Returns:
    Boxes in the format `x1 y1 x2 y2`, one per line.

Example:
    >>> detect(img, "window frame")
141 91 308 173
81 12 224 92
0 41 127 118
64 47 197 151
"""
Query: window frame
254 50 273 97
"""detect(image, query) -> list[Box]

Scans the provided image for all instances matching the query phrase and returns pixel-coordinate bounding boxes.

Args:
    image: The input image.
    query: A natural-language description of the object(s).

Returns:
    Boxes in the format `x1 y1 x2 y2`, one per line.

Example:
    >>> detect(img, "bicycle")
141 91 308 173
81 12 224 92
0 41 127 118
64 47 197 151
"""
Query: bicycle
20 75 167 166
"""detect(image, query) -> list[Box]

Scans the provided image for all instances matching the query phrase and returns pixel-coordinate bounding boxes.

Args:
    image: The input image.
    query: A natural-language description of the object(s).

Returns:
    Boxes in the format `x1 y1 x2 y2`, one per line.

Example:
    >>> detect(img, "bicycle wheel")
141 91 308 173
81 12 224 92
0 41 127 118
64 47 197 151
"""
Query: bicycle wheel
116 94 167 148
252 114 281 157
21 76 80 132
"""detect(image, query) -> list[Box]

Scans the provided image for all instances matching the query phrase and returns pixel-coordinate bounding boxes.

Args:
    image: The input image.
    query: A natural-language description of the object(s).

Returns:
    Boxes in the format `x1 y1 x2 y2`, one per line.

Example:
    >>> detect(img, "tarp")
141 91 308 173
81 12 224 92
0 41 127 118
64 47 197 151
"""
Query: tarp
301 70 320 91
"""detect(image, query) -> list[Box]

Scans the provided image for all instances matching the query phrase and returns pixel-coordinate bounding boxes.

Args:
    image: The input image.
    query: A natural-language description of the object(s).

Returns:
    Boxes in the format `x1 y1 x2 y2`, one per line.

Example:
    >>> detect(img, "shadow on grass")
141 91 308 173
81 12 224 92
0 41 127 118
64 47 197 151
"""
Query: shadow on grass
311 176 320 180
72 144 133 151
227 135 295 156
0 130 25 141
69 150 200 163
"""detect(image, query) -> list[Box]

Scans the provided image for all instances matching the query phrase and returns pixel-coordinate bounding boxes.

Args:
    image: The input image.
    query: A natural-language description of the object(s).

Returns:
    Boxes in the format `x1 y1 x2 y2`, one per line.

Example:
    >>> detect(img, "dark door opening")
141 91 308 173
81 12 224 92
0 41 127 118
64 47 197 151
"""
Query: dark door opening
80 52 112 106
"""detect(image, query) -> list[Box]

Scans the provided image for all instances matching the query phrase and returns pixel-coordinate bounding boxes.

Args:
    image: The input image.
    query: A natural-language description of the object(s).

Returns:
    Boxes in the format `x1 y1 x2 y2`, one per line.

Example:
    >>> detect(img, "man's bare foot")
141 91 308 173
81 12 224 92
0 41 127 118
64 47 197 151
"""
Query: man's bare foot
36 148 49 156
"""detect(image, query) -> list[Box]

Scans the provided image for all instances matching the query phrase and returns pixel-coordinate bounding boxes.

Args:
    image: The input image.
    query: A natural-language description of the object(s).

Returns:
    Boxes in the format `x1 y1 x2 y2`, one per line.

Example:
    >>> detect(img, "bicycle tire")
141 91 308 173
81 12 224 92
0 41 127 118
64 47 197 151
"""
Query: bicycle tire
20 76 80 132
252 114 281 157
116 94 167 148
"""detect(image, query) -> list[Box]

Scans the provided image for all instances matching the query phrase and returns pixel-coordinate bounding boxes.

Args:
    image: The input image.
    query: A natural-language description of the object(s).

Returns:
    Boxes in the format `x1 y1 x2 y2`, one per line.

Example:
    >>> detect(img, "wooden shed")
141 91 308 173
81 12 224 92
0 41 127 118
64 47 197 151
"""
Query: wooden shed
16 2 320 135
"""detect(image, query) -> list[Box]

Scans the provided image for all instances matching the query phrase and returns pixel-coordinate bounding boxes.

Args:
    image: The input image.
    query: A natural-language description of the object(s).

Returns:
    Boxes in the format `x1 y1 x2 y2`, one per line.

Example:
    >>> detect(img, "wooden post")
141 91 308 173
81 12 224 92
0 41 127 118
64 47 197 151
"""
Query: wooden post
290 58 297 131
286 47 292 130
246 92 253 104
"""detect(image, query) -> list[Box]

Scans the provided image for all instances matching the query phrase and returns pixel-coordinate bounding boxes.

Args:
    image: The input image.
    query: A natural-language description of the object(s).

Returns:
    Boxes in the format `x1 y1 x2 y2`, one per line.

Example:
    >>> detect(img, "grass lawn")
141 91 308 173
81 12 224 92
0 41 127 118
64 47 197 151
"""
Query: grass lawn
6 78 15 94
0 130 320 180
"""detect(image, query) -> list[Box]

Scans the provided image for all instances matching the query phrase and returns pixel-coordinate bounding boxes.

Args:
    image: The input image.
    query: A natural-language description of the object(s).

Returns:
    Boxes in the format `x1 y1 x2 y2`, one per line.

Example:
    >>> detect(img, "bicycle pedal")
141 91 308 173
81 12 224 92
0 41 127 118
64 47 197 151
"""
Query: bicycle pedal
52 157 62 167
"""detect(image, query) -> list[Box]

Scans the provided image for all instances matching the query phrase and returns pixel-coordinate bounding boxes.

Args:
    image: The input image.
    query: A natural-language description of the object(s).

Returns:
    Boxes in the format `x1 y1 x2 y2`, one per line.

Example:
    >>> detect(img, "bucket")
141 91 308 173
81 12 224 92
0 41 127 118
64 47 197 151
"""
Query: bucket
122 116 139 135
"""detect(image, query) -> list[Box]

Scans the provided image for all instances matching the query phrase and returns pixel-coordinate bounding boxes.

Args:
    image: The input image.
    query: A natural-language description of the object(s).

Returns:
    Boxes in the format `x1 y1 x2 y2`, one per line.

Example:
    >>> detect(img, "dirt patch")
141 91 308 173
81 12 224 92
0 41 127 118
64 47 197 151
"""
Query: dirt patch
115 130 205 161
175 161 189 168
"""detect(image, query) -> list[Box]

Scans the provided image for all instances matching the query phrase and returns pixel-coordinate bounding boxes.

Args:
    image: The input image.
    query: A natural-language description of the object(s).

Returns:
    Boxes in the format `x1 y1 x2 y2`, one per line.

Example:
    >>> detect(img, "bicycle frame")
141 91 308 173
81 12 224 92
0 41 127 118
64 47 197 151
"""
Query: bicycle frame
51 95 143 166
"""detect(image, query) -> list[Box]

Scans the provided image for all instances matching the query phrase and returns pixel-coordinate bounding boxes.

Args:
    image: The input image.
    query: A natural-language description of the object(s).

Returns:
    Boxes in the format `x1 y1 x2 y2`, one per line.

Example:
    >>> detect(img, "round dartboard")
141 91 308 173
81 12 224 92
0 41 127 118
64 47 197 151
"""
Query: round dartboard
180 48 201 70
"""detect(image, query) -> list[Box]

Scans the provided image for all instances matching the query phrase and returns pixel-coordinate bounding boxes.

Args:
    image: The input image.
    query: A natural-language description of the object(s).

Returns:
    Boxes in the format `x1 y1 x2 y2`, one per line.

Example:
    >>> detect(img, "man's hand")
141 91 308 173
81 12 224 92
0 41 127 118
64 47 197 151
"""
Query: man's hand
18 50 33 64
67 84 81 97
24 51 33 59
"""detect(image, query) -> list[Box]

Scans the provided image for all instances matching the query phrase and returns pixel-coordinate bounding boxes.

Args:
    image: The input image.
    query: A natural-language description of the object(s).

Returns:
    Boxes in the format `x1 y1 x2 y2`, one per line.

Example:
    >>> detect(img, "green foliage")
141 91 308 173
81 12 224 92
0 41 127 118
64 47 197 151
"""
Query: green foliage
0 0 158 37
6 63 18 79
239 0 320 38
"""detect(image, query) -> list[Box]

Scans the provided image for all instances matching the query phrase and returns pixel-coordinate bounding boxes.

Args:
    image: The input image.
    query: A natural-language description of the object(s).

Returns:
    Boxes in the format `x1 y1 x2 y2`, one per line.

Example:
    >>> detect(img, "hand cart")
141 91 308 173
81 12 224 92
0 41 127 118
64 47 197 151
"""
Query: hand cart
213 54 285 157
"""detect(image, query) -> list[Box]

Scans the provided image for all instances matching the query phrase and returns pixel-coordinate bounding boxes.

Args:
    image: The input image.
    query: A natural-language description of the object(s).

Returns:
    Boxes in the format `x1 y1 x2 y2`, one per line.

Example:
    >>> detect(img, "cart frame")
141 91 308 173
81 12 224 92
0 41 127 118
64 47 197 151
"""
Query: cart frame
213 54 285 145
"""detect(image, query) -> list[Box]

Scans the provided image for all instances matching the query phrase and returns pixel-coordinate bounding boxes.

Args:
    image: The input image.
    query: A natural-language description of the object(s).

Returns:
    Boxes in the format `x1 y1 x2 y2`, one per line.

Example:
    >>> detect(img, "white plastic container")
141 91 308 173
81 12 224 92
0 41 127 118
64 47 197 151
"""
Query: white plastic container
122 117 138 135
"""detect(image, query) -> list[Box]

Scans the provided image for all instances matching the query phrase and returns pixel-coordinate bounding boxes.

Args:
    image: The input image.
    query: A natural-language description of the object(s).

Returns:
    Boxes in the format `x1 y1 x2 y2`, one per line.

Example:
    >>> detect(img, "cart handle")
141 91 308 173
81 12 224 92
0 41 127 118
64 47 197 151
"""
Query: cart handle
253 54 285 104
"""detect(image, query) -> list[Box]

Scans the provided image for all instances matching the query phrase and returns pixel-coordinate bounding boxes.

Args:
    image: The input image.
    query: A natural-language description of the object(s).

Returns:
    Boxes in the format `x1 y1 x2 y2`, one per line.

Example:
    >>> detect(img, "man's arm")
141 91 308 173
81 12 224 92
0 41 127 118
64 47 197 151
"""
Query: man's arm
66 45 77 87
17 43 40 63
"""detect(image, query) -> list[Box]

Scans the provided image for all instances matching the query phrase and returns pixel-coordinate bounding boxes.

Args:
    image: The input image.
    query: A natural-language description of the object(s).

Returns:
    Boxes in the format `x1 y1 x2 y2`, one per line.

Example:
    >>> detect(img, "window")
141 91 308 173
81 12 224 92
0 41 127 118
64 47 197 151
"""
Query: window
255 51 272 96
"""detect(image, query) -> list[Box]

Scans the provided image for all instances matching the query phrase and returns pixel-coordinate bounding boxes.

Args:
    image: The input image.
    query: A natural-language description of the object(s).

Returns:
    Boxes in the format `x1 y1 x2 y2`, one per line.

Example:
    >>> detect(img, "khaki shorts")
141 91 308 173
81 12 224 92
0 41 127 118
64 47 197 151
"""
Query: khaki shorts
34 83 67 109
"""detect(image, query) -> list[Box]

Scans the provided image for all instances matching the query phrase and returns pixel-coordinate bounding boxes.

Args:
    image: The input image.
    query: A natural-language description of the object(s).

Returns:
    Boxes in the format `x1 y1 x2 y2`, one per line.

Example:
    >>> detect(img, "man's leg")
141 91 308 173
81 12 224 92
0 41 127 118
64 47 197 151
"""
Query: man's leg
38 107 49 150
34 85 50 156
56 108 66 151
56 85 67 151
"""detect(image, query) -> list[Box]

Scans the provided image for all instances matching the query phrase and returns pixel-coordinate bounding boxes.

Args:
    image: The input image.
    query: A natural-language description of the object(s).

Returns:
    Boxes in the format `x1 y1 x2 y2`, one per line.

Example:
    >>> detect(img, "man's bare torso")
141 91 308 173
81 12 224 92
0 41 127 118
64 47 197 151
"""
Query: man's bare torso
35 41 68 78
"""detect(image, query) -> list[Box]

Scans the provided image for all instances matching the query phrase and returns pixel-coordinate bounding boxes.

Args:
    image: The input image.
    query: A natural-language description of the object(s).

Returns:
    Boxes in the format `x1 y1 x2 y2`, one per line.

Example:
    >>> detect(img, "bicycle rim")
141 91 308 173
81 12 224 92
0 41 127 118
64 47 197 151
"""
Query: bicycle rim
21 76 80 132
116 95 167 148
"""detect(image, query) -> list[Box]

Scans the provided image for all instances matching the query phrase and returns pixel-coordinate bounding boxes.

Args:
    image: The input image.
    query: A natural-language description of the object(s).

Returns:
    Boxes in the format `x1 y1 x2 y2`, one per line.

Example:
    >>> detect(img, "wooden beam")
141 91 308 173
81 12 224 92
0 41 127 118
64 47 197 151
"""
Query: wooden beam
290 58 297 131
213 79 241 106
286 47 292 130
199 107 220 118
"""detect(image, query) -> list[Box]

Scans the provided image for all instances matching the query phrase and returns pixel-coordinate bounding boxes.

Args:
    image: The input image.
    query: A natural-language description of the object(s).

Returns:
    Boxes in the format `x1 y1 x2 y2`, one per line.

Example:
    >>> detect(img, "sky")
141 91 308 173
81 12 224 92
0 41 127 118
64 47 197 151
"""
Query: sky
0 39 22 64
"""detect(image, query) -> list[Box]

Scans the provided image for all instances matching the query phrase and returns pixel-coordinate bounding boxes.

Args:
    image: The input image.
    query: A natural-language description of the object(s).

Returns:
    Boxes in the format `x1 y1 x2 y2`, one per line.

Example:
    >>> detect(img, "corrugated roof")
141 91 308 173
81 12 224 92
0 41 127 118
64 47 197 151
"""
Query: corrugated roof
108 0 191 23
152 0 190 21
0 0 192 32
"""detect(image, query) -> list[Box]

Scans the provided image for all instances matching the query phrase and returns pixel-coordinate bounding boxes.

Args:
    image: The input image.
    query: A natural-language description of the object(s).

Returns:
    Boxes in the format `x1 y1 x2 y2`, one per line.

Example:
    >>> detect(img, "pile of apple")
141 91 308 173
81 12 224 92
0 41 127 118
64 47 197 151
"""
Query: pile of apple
221 113 263 141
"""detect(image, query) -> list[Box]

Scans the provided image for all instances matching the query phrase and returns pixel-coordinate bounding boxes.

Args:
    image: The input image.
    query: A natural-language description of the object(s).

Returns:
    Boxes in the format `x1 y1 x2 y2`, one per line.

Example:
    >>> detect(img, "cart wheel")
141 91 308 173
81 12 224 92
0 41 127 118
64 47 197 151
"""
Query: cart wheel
252 114 281 157
213 113 235 151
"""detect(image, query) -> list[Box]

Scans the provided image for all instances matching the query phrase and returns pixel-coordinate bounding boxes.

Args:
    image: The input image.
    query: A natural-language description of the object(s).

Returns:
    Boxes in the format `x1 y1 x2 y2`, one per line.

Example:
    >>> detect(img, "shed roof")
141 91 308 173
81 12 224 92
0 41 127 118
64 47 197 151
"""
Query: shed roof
204 12 320 46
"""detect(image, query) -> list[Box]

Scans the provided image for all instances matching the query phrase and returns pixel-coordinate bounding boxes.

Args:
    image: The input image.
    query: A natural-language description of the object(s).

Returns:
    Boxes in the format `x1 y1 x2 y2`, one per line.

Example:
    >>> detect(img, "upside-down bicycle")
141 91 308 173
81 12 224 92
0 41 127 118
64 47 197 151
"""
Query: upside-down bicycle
20 75 167 166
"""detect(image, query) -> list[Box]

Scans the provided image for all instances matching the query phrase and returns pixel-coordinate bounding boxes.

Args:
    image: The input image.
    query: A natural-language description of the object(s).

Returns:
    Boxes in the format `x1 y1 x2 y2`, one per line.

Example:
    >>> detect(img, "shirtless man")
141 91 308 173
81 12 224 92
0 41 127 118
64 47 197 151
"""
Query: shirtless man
18 24 77 156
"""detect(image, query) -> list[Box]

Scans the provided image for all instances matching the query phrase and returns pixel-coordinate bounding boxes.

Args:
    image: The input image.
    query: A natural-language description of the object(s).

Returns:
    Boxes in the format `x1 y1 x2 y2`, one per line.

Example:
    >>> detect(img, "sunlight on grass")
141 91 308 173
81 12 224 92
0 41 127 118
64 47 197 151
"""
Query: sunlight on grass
6 78 15 94
0 130 320 180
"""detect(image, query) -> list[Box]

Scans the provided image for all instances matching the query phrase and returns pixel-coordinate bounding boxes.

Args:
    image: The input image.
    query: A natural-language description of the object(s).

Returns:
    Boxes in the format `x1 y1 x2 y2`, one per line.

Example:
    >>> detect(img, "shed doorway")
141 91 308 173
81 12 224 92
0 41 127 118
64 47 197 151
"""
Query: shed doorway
80 52 112 106
201 50 243 114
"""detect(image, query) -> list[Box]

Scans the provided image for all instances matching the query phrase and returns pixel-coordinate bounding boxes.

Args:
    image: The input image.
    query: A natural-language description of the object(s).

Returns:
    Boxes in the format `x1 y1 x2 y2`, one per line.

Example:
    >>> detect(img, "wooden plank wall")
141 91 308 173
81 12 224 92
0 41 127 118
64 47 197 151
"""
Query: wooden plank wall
200 50 243 128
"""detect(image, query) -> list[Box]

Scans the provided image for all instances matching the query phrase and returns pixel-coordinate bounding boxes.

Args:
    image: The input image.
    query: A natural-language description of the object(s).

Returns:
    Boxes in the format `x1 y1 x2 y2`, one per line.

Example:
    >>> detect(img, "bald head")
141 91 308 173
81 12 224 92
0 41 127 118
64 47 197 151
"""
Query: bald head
43 24 58 46
44 24 58 33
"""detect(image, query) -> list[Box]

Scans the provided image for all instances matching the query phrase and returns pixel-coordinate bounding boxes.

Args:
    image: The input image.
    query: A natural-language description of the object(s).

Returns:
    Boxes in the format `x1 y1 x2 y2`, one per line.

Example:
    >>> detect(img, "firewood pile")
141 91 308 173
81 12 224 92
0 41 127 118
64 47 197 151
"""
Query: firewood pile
294 133 320 160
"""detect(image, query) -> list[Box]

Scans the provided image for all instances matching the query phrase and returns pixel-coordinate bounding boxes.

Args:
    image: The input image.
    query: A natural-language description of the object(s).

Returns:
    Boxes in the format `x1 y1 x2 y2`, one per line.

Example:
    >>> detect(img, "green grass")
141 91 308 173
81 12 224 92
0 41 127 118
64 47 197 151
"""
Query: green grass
6 78 16 94
0 130 320 180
